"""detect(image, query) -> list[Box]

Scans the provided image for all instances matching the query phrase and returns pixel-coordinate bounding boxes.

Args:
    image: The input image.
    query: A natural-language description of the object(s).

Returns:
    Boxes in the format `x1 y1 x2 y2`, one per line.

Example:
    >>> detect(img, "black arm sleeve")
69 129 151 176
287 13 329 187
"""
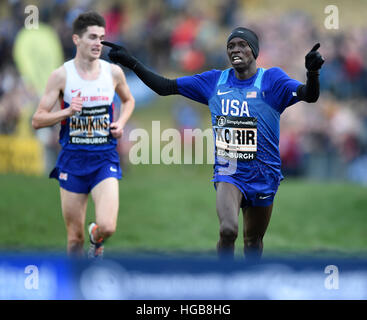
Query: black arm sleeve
132 61 180 96
296 71 320 103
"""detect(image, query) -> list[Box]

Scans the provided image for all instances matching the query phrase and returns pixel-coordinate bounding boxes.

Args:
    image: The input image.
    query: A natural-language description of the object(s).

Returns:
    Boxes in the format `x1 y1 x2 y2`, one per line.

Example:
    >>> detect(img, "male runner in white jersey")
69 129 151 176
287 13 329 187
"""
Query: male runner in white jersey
32 12 135 258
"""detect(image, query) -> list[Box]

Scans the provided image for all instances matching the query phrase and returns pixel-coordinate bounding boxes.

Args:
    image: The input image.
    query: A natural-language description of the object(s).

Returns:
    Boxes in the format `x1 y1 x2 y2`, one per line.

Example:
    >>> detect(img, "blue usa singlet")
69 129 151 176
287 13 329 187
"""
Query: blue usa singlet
176 67 302 205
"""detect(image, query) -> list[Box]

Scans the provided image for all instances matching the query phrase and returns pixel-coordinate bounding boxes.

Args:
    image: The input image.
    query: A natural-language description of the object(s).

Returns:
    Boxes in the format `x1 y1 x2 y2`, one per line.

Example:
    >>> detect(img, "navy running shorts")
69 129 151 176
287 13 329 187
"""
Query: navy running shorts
213 165 281 207
50 162 122 194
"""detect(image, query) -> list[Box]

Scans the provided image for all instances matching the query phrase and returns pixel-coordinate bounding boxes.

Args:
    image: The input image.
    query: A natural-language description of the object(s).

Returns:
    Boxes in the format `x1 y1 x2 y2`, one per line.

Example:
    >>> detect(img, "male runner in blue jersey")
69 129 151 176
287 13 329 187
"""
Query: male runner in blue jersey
102 27 324 259
32 12 135 258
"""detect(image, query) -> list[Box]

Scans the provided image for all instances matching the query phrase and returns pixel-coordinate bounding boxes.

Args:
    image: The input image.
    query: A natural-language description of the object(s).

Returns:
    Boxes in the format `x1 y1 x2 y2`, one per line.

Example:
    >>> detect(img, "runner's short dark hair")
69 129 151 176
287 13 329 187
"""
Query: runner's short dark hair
72 11 106 36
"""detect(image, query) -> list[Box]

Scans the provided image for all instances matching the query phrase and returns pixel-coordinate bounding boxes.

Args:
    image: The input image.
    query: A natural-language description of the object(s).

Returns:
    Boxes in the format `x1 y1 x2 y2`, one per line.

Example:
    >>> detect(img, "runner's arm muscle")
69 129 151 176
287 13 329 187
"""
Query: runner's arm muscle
110 64 135 138
32 67 72 129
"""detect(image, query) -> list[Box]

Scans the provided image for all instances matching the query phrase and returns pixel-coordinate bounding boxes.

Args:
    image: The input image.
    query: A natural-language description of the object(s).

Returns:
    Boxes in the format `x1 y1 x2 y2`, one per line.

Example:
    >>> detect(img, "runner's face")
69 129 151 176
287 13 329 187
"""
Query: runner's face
77 26 105 60
227 37 254 70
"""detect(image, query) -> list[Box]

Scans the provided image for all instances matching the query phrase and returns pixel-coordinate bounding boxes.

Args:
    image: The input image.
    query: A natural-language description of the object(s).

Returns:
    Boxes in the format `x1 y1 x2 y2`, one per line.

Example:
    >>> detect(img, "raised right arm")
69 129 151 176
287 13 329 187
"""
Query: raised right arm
101 41 179 96
133 62 179 96
101 41 219 104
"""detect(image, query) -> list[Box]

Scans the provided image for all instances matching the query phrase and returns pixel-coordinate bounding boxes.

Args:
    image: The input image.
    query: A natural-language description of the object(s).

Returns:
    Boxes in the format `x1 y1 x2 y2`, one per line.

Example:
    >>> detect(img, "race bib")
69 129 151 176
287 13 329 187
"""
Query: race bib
214 115 257 161
69 105 110 145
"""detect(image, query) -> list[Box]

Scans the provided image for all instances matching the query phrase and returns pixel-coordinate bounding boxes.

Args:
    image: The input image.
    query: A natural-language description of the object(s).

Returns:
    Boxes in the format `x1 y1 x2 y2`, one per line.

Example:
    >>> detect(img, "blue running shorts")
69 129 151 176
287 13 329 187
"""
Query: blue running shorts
213 165 281 207
50 162 122 194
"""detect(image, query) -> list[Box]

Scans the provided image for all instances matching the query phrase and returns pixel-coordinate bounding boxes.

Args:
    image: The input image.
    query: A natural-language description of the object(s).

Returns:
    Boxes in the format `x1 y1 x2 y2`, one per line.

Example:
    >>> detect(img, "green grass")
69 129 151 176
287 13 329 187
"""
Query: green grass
0 167 366 258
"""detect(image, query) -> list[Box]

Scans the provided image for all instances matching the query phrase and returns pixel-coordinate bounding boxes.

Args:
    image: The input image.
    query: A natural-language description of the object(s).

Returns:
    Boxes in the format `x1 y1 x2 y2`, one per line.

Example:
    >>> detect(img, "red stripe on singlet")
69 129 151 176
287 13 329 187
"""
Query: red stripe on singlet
61 100 66 125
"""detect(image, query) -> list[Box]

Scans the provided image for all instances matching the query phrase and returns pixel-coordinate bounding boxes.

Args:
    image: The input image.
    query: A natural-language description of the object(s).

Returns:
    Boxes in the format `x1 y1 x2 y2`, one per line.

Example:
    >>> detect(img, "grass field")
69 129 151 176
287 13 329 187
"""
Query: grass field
0 165 366 258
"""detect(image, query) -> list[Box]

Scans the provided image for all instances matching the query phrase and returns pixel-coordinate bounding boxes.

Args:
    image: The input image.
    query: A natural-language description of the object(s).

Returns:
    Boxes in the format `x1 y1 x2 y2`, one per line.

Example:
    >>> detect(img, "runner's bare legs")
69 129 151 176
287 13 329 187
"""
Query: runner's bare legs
60 188 88 257
242 204 273 259
216 182 242 258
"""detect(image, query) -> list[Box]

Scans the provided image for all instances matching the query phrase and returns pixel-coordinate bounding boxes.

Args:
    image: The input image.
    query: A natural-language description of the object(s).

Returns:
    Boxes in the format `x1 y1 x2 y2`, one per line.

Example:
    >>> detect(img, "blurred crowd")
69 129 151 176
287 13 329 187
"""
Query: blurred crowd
1 0 367 183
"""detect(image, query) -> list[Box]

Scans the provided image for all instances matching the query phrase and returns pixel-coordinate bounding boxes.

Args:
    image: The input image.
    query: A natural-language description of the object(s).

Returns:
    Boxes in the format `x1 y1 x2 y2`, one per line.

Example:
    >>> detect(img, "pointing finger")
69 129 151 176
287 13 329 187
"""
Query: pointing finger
310 43 320 52
101 41 122 49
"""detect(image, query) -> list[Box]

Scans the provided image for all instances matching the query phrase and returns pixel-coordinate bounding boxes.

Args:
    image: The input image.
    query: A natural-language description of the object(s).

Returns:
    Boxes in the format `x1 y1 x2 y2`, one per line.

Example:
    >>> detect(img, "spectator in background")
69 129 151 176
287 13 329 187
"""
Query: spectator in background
104 2 126 42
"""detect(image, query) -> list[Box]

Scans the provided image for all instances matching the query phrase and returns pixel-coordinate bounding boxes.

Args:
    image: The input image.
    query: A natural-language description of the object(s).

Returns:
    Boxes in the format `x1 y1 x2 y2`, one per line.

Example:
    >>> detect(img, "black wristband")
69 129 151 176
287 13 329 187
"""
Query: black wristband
297 70 320 103
307 70 320 77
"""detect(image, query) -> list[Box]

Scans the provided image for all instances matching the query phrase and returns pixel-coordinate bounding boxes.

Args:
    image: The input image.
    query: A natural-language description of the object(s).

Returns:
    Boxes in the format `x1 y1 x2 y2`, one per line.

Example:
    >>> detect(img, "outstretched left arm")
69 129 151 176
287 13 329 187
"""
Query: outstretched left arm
297 43 325 103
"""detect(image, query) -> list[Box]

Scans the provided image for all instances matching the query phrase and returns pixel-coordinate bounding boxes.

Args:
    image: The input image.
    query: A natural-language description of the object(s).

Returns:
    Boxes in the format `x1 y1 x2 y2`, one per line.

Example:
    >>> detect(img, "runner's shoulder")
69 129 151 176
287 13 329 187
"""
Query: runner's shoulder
48 65 66 89
262 67 289 80
109 62 124 76
109 62 126 84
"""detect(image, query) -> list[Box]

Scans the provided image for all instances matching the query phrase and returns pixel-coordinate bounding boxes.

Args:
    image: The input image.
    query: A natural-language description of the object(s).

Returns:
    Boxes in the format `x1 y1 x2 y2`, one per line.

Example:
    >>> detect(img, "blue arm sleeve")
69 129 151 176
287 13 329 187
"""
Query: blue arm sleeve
176 70 222 105
263 67 302 113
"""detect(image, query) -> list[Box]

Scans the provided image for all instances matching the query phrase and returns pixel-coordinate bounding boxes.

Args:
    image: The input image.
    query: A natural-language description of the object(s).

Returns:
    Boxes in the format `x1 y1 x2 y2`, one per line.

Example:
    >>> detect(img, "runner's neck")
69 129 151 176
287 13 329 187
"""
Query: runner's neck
73 56 100 81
